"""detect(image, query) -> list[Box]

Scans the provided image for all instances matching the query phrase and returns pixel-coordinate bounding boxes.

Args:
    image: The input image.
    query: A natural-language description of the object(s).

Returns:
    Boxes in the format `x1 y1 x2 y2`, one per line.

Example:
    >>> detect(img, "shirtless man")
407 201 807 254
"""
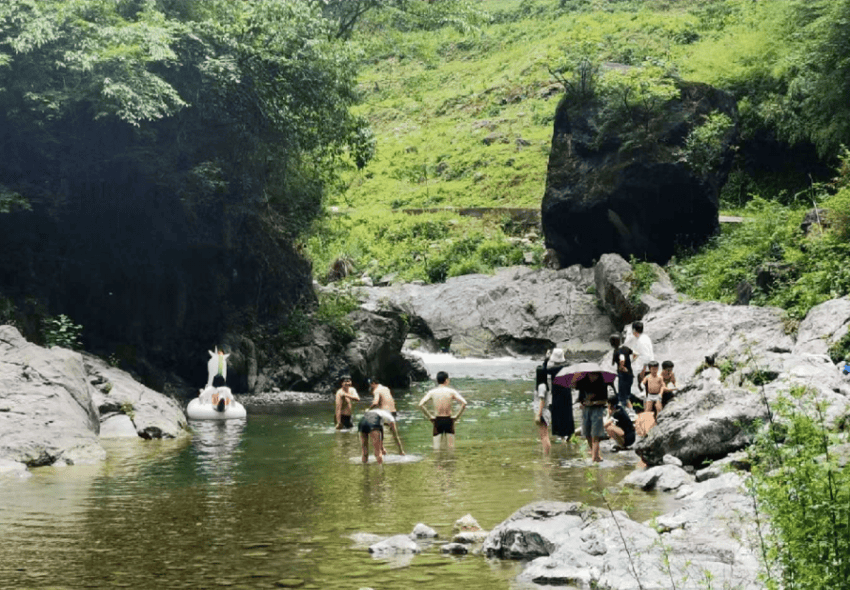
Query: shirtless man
334 376 360 430
418 371 467 449
367 378 405 455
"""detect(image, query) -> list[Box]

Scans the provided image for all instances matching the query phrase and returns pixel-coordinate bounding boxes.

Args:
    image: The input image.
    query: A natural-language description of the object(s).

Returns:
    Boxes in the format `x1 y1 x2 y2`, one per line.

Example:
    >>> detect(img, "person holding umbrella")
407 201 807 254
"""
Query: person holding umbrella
544 348 574 440
555 362 617 463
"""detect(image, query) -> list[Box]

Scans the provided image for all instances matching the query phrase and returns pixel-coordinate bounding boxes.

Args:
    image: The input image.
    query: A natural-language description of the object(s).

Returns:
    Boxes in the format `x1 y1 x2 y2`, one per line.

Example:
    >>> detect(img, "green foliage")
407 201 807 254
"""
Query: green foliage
682 111 734 177
749 388 850 589
41 314 82 350
827 331 850 364
625 257 656 305
120 402 135 420
0 187 31 214
315 290 359 342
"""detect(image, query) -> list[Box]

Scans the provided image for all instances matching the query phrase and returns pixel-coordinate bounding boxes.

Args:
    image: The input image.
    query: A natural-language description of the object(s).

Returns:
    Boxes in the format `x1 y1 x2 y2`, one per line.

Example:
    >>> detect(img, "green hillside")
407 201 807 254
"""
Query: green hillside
307 0 850 324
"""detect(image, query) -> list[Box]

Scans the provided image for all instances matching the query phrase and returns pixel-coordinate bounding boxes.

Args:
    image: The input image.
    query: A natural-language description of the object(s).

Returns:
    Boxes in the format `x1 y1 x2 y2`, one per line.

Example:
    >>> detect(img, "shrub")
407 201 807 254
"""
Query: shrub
682 111 734 177
749 388 850 589
42 314 82 350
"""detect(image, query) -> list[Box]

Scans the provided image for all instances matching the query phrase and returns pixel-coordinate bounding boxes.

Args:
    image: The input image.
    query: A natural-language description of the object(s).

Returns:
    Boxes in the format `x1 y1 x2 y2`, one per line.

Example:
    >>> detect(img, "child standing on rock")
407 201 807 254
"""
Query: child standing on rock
641 360 665 415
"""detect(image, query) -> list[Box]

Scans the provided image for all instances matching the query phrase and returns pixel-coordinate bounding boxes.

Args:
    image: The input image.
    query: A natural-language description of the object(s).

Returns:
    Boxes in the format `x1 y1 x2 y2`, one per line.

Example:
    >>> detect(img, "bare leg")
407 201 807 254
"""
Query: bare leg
432 435 442 450
389 423 405 455
591 437 602 462
538 422 551 454
446 433 455 449
370 430 383 465
605 424 626 447
360 433 369 463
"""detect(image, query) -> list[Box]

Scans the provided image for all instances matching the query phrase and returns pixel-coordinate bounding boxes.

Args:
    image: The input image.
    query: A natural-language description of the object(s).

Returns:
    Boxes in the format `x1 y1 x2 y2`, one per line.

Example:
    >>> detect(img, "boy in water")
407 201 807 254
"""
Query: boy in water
335 376 360 430
418 371 468 449
367 378 405 455
358 409 395 465
641 360 664 414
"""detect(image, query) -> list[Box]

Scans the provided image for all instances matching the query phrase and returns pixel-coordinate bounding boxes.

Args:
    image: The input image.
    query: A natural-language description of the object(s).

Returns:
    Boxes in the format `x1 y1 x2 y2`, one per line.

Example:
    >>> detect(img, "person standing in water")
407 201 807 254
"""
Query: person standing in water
334 375 359 430
418 371 467 449
534 366 552 454
366 377 405 455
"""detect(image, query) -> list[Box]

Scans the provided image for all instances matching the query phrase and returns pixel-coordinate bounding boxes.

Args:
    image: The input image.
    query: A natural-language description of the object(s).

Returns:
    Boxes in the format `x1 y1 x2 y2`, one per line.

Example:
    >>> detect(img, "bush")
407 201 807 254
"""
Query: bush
749 387 850 589
42 314 82 350
682 111 734 177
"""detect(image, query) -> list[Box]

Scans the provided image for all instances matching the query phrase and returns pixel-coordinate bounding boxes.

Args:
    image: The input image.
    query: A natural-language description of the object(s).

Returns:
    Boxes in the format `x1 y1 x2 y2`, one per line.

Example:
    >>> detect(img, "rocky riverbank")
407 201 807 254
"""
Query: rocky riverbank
0 325 188 475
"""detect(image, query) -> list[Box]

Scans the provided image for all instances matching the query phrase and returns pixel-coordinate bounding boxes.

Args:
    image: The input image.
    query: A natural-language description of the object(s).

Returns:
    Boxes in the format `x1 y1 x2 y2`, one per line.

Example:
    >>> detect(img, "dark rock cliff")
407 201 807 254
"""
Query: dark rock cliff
542 77 738 267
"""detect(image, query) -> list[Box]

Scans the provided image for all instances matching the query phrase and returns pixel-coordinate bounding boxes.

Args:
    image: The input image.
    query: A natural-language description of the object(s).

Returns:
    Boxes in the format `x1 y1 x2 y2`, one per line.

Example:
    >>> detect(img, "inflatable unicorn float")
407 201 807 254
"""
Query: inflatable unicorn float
186 347 247 420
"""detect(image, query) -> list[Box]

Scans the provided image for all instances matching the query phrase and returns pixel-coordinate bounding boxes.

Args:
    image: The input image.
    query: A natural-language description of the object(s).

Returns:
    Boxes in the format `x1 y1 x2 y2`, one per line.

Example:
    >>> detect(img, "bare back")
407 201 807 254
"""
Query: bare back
372 385 397 412
421 385 465 417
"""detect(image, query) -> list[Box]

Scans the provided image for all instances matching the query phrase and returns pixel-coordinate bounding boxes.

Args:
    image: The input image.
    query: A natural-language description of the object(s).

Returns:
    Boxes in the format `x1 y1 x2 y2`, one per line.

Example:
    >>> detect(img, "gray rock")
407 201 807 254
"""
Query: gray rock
411 523 438 539
634 387 770 466
368 534 421 556
452 531 488 544
662 454 683 467
85 354 187 439
0 325 105 467
622 464 694 492
594 253 649 330
0 458 31 479
482 501 588 559
99 413 139 438
453 513 483 533
695 451 751 482
359 267 613 358
512 473 761 590
793 296 850 357
440 542 469 555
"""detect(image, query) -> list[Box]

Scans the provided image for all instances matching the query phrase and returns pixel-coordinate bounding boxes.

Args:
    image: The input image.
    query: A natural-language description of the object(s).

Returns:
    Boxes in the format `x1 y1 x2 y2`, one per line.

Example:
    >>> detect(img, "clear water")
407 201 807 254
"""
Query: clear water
0 364 675 590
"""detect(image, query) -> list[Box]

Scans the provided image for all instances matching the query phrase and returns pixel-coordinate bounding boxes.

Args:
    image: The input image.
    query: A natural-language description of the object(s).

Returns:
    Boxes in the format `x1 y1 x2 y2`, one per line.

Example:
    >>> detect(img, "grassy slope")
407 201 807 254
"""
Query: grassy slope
309 0 850 326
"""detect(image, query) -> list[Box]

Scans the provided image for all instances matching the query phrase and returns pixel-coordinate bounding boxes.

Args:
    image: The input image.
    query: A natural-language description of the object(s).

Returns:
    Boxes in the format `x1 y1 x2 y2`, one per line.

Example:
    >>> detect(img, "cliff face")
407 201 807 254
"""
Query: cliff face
0 181 314 392
541 77 738 267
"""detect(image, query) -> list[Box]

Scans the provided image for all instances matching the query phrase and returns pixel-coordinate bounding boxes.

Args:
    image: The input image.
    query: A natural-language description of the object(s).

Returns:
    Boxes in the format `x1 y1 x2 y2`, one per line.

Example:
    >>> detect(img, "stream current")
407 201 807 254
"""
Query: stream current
0 354 676 589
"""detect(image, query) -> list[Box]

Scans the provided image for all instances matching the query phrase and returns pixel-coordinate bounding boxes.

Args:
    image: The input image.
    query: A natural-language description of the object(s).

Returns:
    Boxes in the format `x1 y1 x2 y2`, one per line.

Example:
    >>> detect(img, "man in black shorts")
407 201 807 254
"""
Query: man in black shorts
334 376 359 430
418 371 468 450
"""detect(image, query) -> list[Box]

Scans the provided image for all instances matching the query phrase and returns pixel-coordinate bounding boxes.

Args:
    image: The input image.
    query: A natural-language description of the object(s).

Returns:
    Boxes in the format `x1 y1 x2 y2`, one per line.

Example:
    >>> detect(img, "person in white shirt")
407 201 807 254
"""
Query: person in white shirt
625 320 654 391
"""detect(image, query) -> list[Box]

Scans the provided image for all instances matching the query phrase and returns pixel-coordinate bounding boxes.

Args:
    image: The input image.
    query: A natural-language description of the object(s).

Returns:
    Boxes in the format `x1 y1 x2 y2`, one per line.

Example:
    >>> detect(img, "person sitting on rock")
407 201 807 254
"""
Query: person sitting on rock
604 394 635 451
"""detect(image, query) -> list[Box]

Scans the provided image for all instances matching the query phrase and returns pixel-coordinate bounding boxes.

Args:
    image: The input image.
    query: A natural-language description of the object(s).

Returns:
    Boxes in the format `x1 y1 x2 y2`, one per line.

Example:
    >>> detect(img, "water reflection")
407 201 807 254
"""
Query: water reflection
190 419 246 484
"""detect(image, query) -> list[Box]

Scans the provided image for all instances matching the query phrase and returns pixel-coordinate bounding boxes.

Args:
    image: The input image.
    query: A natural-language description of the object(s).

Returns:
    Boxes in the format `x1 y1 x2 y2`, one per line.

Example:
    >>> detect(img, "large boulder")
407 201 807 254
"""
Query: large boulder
85 353 188 439
793 296 850 358
501 474 761 590
482 501 589 559
542 77 737 267
0 325 104 466
255 307 413 394
359 266 614 358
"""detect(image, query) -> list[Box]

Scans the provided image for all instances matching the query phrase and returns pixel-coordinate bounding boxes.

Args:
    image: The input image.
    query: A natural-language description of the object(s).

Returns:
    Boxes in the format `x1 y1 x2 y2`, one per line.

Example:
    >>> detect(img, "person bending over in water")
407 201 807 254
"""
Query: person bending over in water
334 375 360 430
358 409 395 464
367 377 405 455
418 371 467 450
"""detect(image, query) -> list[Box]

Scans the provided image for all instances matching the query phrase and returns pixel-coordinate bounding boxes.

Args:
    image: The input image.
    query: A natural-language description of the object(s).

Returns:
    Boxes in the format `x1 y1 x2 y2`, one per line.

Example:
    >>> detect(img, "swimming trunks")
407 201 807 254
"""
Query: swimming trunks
340 415 354 429
432 416 455 436
358 412 384 435
646 393 661 403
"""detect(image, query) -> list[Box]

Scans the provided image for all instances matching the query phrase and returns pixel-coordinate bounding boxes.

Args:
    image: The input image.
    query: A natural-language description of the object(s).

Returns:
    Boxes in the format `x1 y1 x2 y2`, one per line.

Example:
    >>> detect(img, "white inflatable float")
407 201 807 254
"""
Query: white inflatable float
187 346 247 420
187 397 247 420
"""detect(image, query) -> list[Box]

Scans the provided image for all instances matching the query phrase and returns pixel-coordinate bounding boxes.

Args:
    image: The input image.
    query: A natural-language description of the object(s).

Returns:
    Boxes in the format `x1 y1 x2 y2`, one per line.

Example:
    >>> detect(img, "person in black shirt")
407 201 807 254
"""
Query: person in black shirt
610 334 634 410
576 372 611 462
604 394 636 450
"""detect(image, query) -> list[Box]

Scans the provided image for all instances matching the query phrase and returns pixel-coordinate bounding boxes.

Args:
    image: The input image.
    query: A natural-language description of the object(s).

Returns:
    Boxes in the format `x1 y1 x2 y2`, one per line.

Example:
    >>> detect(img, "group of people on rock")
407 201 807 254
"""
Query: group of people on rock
335 371 467 464
535 320 682 462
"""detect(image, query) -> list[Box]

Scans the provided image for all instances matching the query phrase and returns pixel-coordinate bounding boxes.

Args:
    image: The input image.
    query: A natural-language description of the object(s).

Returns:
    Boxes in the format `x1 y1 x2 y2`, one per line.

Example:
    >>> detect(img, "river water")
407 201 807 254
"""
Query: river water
0 356 675 590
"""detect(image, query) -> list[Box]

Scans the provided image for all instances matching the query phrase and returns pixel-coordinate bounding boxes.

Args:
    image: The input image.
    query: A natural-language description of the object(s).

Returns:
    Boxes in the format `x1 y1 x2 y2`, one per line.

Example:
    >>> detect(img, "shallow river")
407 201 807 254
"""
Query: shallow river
0 357 676 590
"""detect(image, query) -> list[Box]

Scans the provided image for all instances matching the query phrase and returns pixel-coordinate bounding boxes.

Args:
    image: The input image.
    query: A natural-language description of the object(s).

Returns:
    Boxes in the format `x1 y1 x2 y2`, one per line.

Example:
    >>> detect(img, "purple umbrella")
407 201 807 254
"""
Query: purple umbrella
553 362 616 389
